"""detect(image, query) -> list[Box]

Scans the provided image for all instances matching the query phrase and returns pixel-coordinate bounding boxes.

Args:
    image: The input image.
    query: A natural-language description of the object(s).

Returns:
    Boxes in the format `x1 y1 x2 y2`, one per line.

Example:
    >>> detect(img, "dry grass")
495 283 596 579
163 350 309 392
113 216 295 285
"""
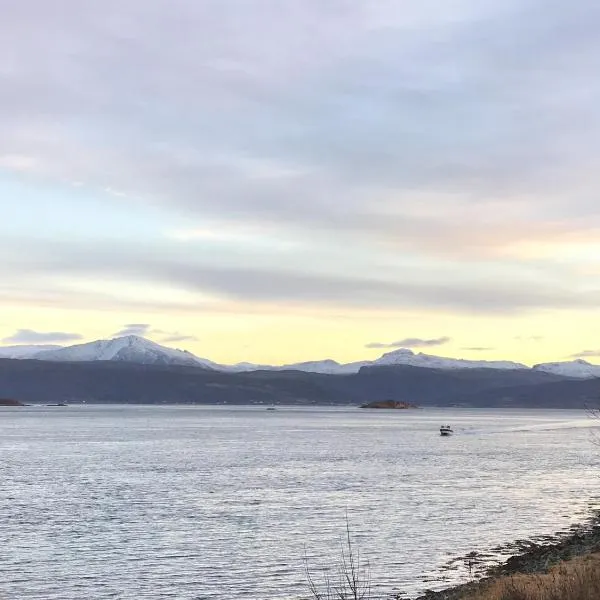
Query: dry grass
461 552 600 600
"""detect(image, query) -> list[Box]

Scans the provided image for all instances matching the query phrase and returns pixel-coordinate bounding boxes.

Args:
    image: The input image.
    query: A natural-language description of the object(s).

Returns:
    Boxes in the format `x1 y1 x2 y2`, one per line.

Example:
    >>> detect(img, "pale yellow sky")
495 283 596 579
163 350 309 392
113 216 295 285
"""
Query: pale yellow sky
2 300 598 366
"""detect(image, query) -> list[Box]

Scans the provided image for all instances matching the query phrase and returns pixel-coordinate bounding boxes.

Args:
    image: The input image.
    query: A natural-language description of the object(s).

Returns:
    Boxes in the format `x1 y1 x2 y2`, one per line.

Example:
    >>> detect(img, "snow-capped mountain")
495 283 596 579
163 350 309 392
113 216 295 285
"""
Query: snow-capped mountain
219 359 354 374
222 358 367 374
285 359 365 374
370 348 527 371
219 360 339 373
532 359 600 379
33 335 218 369
224 349 526 375
0 344 62 359
2 335 599 378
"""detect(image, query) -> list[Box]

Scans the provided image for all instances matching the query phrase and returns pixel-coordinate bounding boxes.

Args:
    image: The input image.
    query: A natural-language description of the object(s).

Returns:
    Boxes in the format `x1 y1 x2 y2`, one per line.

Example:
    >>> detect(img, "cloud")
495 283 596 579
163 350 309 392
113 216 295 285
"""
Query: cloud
160 334 198 343
461 346 494 352
366 336 451 349
111 324 197 344
3 0 600 259
570 349 600 358
1 238 599 316
2 329 83 344
112 323 151 336
2 0 600 323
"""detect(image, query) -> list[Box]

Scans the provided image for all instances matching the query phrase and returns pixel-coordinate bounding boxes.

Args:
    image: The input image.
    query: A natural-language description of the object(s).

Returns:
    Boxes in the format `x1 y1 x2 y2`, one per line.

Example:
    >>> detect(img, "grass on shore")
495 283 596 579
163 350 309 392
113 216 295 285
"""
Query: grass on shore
305 518 600 600
461 552 600 600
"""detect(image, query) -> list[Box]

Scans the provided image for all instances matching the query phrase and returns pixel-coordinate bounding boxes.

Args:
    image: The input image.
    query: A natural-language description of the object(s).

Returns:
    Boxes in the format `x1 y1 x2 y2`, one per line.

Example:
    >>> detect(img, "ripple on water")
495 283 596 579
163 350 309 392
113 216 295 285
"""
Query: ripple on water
1 405 599 599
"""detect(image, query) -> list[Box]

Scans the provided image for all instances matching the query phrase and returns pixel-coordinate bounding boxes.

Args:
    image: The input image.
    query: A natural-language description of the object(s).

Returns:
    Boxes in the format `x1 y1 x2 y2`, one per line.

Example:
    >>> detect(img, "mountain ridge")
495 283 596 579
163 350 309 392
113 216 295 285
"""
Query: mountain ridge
0 344 63 358
532 358 600 379
1 334 598 379
0 357 591 408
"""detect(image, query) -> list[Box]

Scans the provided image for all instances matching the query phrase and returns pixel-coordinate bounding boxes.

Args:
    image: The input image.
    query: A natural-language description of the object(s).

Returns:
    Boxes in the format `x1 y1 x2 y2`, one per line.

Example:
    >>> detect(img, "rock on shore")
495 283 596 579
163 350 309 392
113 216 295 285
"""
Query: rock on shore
0 398 25 406
360 400 418 409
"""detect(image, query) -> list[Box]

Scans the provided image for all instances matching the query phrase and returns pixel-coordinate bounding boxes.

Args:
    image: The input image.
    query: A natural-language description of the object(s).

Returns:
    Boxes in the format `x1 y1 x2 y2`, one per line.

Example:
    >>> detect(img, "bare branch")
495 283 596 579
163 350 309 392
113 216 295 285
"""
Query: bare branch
304 516 379 600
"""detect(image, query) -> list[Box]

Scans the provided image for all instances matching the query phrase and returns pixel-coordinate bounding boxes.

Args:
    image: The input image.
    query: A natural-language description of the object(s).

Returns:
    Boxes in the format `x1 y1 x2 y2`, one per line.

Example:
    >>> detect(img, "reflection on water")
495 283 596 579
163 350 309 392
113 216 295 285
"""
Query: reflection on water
1 405 598 599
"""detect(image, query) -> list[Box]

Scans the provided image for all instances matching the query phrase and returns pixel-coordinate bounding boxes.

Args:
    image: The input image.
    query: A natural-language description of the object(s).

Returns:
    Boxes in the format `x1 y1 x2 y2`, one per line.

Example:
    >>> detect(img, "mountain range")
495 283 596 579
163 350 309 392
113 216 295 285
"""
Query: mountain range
1 335 599 408
0 334 598 378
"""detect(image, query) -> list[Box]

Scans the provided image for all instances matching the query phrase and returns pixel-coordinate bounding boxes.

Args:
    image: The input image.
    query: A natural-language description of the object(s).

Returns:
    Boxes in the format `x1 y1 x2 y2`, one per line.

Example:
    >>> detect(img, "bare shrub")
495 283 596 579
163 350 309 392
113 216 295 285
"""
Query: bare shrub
304 521 373 600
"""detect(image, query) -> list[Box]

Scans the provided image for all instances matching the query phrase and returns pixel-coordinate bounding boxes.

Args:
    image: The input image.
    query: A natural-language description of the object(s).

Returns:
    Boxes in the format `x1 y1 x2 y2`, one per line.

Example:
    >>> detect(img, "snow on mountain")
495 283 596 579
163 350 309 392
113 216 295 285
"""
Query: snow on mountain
224 361 267 372
33 335 218 369
222 360 334 373
532 359 600 379
371 348 528 371
282 359 374 375
3 335 595 378
223 349 526 375
274 359 349 375
0 344 62 359
226 359 366 374
282 359 342 372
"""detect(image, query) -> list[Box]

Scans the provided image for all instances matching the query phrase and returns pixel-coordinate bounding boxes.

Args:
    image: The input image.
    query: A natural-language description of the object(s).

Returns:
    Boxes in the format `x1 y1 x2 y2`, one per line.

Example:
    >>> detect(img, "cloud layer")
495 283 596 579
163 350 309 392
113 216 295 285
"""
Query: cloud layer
113 324 151 337
366 336 451 349
570 350 600 358
1 0 600 323
109 323 197 343
2 329 83 344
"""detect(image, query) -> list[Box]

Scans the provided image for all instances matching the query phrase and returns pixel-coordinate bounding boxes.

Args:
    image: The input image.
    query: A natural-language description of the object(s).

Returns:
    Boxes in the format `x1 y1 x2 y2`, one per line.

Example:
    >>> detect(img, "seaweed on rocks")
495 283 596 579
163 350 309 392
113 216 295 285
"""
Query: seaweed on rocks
411 509 600 600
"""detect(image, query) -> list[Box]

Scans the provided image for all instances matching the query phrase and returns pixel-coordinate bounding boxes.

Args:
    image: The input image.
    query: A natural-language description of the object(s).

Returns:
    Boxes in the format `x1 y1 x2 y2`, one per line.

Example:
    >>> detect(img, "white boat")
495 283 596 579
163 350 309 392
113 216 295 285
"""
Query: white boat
440 425 453 436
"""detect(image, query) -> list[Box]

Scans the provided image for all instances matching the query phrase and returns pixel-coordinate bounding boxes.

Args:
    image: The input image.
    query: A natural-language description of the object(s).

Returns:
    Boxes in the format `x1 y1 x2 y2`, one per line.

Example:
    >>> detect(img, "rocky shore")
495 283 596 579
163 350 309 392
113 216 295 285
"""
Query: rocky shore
412 510 600 600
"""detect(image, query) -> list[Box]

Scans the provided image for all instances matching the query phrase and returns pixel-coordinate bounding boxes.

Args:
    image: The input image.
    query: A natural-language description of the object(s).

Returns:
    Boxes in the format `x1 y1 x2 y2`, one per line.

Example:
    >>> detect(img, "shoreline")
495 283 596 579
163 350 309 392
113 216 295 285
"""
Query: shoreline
412 508 600 599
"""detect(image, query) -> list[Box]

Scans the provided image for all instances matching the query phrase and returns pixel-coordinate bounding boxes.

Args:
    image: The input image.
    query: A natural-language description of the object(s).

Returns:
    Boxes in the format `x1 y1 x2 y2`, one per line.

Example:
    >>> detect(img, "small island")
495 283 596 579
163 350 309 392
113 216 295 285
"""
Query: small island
0 398 25 407
359 400 418 409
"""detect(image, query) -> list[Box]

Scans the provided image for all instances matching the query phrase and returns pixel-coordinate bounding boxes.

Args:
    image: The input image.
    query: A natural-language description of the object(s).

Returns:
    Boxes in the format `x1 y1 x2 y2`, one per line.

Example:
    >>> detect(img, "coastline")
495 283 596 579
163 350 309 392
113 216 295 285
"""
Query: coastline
412 508 600 599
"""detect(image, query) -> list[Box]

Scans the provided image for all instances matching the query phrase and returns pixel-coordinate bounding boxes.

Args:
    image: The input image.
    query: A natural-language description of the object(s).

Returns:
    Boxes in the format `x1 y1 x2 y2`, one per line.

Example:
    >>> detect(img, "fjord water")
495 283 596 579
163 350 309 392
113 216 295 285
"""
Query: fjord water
1 406 598 599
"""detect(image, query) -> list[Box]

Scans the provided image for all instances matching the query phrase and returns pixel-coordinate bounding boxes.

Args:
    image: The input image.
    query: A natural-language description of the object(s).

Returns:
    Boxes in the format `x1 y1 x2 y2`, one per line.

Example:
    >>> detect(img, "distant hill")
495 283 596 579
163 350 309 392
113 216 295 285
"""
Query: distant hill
0 358 595 408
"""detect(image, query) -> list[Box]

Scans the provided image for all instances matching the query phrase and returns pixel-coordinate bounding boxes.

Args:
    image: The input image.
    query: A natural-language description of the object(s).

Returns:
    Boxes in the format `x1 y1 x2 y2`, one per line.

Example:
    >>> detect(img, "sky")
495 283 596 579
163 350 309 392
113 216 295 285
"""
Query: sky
1 0 600 366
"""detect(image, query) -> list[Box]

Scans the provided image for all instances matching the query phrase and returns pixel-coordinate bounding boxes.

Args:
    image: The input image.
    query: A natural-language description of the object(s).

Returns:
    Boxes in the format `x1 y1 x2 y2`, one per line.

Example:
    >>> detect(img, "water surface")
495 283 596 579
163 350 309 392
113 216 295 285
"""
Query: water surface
1 405 598 599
